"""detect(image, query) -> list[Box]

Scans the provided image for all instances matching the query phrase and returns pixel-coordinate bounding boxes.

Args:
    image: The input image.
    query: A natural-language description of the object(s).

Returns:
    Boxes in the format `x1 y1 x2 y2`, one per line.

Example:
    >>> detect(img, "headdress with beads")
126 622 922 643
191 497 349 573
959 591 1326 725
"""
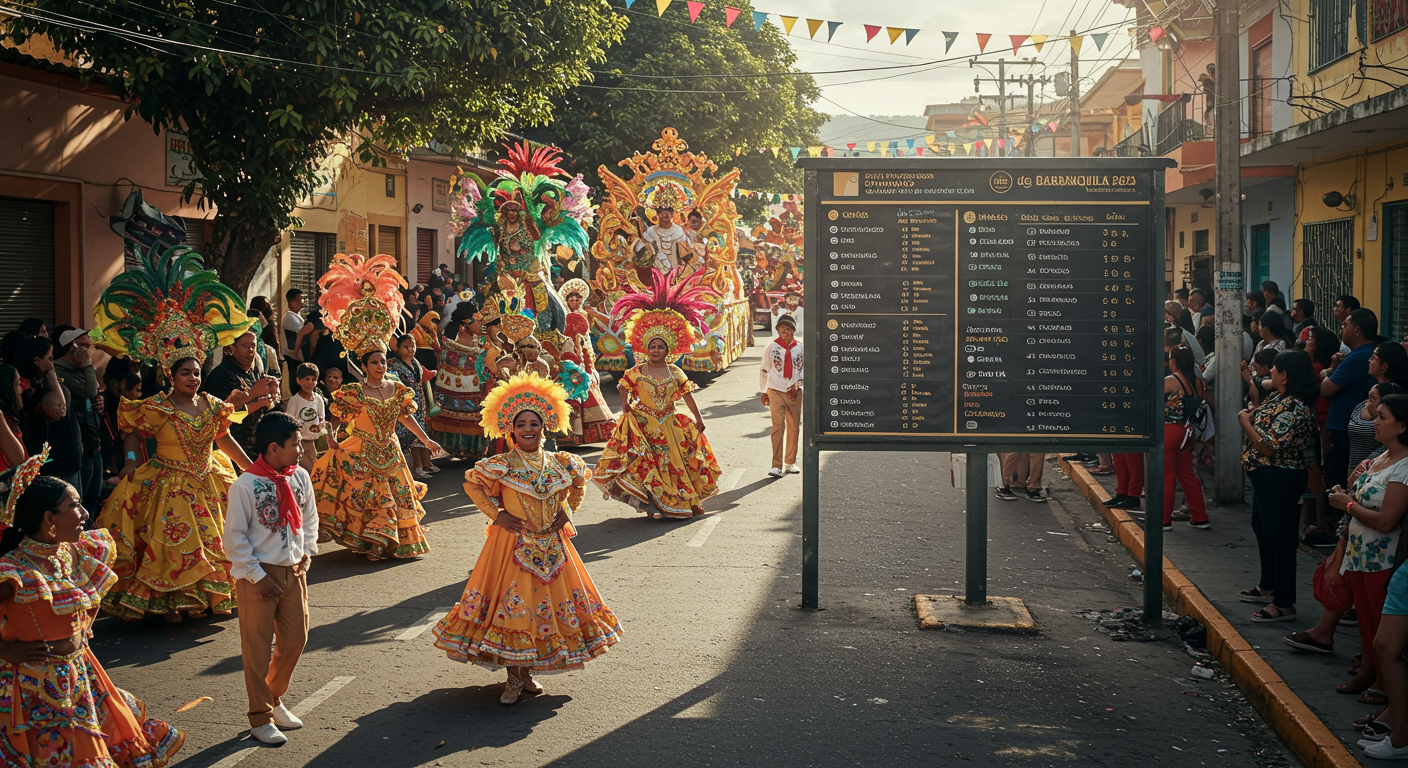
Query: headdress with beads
611 267 715 358
0 444 49 528
559 278 591 305
493 275 538 344
648 181 688 212
92 242 255 370
478 372 572 440
317 253 408 358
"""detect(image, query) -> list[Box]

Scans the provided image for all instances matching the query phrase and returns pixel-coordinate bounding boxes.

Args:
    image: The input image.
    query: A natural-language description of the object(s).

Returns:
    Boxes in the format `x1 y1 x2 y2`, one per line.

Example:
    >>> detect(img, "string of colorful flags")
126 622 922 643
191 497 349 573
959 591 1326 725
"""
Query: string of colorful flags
620 0 1121 54
730 127 1066 163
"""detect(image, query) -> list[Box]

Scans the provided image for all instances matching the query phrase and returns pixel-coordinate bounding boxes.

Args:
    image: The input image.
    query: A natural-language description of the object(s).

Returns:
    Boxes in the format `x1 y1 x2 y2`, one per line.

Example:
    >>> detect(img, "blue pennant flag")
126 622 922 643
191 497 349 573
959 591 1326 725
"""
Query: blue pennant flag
753 11 767 31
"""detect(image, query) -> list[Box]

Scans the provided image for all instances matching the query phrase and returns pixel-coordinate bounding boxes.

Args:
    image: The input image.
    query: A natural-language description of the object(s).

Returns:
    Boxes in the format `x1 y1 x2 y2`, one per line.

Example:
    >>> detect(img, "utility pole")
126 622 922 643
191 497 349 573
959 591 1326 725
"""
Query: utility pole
1020 74 1052 156
1212 0 1244 501
1069 29 1082 156
972 58 1044 156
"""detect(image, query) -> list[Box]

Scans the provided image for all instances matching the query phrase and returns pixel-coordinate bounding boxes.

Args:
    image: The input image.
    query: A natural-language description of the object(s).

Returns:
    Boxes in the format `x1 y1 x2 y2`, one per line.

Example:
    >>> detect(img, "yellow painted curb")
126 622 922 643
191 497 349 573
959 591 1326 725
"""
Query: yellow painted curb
1058 456 1360 768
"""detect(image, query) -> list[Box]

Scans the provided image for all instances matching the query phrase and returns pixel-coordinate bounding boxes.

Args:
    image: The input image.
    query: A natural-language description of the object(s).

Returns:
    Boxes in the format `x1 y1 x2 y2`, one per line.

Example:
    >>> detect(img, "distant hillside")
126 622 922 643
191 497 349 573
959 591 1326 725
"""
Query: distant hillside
818 115 929 147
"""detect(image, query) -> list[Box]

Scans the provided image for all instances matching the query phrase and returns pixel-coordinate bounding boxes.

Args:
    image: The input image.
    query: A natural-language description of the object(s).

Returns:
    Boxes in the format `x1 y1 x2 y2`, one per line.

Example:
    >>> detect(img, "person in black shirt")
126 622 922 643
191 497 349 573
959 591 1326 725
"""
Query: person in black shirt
53 326 103 514
202 331 280 459
15 335 82 488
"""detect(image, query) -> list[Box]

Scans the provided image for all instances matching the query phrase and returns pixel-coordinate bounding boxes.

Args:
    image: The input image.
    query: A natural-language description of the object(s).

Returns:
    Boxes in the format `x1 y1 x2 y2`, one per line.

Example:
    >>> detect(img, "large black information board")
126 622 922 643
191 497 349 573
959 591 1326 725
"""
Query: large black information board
798 158 1173 450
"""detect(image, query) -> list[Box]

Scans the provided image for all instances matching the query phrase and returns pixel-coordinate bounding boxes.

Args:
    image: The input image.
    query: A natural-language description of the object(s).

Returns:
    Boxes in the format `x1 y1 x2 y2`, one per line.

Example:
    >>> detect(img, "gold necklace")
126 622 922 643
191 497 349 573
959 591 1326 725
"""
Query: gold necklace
514 448 551 495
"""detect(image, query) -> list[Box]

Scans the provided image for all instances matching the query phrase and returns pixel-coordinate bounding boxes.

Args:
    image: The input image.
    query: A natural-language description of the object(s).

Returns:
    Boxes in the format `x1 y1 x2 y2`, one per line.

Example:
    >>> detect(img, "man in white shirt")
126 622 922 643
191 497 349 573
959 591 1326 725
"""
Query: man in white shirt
224 412 319 745
759 315 803 477
633 199 691 273
282 289 306 363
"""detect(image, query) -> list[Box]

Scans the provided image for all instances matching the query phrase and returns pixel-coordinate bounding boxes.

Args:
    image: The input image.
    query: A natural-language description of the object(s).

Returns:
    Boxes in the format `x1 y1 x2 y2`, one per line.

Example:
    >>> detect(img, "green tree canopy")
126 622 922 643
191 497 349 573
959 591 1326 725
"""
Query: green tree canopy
6 0 626 293
521 2 824 223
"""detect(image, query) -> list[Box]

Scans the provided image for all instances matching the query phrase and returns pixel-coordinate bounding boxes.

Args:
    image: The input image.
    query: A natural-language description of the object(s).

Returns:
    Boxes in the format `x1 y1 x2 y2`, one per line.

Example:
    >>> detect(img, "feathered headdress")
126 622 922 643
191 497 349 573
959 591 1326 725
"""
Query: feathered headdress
0 444 49 528
92 243 254 370
611 267 714 357
317 253 407 358
478 372 573 440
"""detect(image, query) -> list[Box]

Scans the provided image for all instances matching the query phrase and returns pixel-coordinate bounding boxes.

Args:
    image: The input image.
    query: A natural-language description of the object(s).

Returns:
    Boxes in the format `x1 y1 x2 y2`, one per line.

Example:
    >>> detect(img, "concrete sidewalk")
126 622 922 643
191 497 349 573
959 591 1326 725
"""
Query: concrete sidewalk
1057 456 1380 768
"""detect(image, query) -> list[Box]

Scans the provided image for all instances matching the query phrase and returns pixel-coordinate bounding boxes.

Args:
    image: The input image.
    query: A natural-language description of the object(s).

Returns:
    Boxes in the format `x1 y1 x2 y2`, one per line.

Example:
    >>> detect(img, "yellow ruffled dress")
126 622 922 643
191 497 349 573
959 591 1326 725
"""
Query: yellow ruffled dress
98 393 239 619
312 383 430 559
432 450 621 671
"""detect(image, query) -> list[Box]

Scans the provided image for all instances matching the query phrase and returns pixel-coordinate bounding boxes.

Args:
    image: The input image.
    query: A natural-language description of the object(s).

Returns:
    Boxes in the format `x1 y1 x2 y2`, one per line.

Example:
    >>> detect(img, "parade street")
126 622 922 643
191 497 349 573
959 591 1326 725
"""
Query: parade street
82 342 1293 768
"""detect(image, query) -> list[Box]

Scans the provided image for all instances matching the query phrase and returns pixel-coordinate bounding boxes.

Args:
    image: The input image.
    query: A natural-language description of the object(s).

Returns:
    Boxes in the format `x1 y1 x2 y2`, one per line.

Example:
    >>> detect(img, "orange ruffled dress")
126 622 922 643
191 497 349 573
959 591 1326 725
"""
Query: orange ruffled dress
0 530 184 767
432 450 621 671
592 364 721 518
98 393 239 619
312 383 429 559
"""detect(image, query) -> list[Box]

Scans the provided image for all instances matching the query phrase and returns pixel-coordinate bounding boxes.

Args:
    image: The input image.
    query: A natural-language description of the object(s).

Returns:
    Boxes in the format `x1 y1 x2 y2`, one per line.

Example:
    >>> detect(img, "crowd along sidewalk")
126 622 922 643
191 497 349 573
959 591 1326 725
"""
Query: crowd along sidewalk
1057 455 1376 768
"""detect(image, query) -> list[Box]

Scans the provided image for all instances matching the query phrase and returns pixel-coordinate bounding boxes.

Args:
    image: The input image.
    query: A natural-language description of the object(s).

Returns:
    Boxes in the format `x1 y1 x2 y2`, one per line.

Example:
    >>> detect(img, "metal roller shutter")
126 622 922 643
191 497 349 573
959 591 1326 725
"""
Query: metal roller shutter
0 196 56 334
376 225 401 264
289 231 320 302
416 228 435 286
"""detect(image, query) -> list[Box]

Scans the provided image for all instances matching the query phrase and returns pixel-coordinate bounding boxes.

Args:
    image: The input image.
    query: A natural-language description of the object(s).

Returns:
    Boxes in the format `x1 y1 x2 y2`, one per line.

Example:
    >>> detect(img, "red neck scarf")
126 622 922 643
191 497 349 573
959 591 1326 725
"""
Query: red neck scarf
776 338 798 379
246 457 302 532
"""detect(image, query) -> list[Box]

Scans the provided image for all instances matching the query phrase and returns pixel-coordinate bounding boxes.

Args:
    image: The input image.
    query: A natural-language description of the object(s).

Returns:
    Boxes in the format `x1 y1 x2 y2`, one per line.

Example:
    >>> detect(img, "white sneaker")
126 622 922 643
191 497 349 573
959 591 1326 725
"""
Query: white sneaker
784 464 799 474
271 703 303 730
767 467 784 478
250 723 286 745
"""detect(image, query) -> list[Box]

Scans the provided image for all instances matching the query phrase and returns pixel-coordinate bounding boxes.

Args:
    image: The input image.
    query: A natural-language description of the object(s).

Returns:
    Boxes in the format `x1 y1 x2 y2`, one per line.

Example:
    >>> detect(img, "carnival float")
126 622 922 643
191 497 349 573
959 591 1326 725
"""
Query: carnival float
588 128 749 373
744 200 804 328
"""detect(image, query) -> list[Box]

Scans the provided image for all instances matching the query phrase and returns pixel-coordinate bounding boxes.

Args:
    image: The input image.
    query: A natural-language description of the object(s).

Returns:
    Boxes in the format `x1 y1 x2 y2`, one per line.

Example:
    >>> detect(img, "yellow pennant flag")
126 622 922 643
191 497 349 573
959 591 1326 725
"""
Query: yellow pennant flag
866 142 876 153
770 147 780 157
1069 35 1084 55
780 15 798 34
965 142 975 154
1031 34 1047 52
808 146 822 157
949 144 959 155
656 0 671 16
887 27 904 44
925 135 940 150
806 19 824 38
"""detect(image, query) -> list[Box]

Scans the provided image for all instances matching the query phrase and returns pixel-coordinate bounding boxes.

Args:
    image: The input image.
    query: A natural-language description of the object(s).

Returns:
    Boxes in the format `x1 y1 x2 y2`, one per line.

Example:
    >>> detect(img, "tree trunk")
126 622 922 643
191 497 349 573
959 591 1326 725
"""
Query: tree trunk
205 218 280 300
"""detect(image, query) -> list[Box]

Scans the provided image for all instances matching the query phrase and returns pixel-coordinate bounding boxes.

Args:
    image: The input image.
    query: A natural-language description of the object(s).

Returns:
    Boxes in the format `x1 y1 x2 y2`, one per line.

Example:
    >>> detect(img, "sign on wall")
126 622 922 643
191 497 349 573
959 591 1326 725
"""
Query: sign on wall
165 131 201 188
432 178 451 212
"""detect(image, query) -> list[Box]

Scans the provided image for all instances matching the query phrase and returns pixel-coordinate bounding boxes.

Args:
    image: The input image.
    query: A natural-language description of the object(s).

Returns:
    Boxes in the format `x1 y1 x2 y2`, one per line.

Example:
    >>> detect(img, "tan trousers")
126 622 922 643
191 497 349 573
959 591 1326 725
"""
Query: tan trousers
1000 453 1045 491
298 439 318 474
236 563 309 727
767 388 801 468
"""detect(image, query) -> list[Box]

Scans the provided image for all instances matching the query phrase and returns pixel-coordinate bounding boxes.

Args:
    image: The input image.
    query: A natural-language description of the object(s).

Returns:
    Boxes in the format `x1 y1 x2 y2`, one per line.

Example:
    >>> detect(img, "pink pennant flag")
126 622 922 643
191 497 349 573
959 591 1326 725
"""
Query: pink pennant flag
1009 35 1028 55
846 142 857 150
864 24 882 42
686 1 703 22
975 33 991 52
724 6 741 27
916 147 925 156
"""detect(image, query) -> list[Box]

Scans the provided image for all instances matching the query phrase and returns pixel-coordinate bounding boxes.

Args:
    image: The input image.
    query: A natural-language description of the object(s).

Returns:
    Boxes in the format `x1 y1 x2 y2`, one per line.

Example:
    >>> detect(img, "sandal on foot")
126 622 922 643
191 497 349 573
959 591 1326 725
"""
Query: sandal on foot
1239 587 1275 603
1360 689 1390 706
1355 713 1388 729
1339 681 1373 696
1251 605 1296 622
1283 631 1334 653
1361 720 1393 741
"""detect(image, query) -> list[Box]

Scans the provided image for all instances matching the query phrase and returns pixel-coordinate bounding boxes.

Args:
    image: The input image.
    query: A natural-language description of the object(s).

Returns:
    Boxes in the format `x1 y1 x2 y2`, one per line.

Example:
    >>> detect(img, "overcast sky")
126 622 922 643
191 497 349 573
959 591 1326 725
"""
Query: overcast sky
767 0 1137 130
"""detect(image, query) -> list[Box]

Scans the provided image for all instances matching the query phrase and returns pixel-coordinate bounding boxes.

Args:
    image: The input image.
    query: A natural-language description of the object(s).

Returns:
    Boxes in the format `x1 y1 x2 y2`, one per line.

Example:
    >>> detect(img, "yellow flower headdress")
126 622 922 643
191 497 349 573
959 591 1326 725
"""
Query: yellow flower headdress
0 444 50 528
92 242 255 370
559 278 591 304
478 372 572 440
317 253 407 358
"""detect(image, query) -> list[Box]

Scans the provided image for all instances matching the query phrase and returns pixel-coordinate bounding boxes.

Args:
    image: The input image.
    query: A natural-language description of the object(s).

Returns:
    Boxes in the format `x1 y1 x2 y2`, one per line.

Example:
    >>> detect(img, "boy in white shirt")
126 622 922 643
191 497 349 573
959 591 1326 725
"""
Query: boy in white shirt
759 314 803 477
283 363 327 473
224 412 319 745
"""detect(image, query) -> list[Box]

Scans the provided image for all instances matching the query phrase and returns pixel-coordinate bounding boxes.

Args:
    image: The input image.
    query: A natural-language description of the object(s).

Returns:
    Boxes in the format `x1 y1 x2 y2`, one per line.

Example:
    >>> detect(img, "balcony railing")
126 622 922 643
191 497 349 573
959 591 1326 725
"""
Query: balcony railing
1153 92 1213 156
1113 129 1150 157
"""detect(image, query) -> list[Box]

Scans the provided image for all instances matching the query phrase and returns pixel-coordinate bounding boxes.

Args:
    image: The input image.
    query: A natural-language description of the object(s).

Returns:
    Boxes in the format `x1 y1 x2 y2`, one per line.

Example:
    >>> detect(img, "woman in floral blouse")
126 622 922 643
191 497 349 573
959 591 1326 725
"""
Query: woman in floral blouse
1321 393 1408 706
1236 350 1320 623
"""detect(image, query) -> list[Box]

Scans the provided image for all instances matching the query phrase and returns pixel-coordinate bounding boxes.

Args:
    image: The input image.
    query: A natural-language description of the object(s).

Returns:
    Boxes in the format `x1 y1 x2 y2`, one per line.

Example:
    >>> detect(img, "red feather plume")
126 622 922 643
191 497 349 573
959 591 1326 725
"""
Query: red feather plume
496 141 566 180
610 268 715 333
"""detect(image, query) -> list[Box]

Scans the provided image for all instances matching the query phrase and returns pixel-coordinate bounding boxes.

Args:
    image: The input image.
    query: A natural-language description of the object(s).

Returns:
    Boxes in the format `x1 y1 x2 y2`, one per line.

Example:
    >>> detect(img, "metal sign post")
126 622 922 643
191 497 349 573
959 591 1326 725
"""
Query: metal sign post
798 157 1174 620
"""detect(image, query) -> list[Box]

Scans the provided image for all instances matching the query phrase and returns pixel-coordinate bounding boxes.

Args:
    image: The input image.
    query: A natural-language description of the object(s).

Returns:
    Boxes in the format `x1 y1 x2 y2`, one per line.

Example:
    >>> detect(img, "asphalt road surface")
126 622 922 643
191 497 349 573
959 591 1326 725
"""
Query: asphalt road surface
94 340 1298 768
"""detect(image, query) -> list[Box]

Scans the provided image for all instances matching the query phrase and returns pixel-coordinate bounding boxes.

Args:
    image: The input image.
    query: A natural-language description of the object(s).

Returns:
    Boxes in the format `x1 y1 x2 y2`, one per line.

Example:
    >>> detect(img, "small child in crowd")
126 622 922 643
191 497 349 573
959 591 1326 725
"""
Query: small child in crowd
284 364 327 474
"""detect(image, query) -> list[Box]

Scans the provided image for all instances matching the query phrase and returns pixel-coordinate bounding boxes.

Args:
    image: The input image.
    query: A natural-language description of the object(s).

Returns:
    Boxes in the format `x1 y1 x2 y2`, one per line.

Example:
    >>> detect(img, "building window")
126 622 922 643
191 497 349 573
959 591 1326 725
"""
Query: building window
1310 0 1353 71
385 174 396 198
1249 42 1274 137
1302 218 1356 324
1372 0 1408 40
1194 229 1210 253
1179 231 1185 249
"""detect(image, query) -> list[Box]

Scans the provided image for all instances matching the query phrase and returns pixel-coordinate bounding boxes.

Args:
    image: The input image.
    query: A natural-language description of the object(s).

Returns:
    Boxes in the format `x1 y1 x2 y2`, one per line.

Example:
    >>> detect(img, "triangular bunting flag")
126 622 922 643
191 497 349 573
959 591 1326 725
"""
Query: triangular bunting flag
866 142 876 153
1010 35 1028 55
624 0 636 7
824 147 834 157
943 31 959 52
686 1 703 22
996 139 1005 149
1091 32 1109 51
827 21 842 41
752 11 767 31
904 29 919 45
896 148 904 156
905 138 915 149
974 140 984 149
864 24 881 42
725 6 741 27
1031 34 1047 51
888 140 898 149
975 33 991 52
1069 35 1084 55
655 0 671 16
945 130 956 138
780 15 798 34
807 19 824 38
846 142 857 150
886 27 904 44
808 146 822 157
789 147 801 160
916 147 925 156
771 147 780 157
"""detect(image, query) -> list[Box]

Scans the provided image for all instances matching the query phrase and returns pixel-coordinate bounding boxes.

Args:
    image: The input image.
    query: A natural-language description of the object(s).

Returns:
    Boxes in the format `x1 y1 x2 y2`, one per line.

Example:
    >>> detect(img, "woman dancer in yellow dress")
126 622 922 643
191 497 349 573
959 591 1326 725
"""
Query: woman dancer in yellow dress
311 253 443 560
92 243 258 621
593 268 721 518
432 373 622 704
0 447 186 766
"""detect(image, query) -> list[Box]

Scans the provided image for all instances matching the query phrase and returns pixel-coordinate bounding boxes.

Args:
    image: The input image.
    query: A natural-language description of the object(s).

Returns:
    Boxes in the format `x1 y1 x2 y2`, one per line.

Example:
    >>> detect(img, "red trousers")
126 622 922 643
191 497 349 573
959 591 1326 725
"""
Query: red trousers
1163 424 1207 524
1113 453 1144 497
1347 569 1394 673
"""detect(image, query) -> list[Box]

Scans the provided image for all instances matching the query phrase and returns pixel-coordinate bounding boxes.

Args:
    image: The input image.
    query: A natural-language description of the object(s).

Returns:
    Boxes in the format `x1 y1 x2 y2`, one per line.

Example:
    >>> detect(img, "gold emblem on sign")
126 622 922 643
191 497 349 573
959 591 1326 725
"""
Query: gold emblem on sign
989 171 1014 194
828 209 839 221
827 319 839 330
963 211 977 224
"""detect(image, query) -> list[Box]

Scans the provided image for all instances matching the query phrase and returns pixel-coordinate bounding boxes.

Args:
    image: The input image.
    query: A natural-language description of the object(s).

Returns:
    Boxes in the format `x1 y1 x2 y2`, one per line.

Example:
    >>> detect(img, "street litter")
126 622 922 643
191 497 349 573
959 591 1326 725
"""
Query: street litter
1190 665 1215 680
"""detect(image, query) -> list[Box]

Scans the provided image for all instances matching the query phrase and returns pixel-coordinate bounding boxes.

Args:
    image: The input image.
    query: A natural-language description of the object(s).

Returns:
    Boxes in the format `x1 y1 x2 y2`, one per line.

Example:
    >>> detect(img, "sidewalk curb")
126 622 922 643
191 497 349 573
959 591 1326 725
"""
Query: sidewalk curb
1057 456 1358 768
